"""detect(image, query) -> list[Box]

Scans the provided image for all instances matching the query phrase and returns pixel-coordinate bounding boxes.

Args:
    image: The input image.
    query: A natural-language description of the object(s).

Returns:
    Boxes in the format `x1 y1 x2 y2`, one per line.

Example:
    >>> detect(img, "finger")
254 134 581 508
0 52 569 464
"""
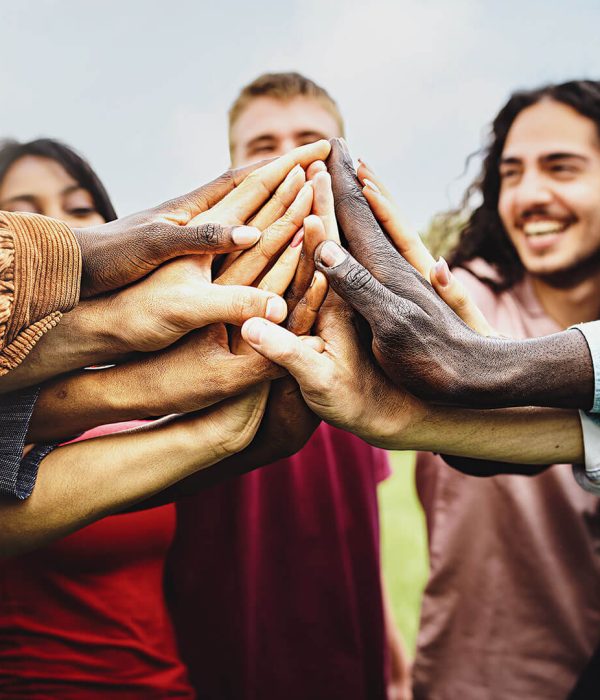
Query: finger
356 159 394 201
217 165 306 276
250 163 306 231
198 285 288 327
311 171 339 242
242 317 327 386
155 159 273 224
287 271 329 335
257 230 304 295
430 258 498 337
215 182 313 286
285 213 328 311
306 160 327 180
313 240 398 325
327 138 411 292
190 140 330 227
205 353 284 403
360 179 433 279
146 222 263 263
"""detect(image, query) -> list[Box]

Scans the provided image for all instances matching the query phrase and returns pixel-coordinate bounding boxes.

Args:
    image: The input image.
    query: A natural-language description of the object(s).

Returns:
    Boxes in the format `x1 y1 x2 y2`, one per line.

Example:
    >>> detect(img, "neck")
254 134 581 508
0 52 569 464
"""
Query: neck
531 260 600 329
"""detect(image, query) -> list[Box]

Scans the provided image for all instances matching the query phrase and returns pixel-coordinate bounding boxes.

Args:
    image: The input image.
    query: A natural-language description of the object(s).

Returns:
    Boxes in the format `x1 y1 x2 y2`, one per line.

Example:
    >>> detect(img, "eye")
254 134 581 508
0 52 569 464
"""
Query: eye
250 145 276 155
549 163 578 175
68 207 97 218
499 168 520 181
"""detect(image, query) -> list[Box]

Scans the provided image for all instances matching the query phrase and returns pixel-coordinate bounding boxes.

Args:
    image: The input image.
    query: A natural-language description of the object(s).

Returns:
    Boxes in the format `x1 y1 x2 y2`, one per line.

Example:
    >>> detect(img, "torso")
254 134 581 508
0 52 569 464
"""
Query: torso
413 264 600 700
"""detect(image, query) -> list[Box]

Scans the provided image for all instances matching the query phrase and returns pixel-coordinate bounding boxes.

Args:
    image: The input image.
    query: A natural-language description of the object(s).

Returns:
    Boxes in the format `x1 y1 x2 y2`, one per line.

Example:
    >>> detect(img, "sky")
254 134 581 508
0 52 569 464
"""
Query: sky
2 0 600 232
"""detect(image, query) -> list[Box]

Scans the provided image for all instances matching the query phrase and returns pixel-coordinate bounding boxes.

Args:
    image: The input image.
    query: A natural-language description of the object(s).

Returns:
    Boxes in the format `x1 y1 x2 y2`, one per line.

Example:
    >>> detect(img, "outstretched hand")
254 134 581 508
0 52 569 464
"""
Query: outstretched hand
75 140 331 298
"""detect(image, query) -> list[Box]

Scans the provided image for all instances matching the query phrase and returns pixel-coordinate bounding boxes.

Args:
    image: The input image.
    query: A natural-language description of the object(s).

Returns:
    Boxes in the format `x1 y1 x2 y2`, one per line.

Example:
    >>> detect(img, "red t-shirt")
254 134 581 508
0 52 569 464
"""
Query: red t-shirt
167 423 391 700
0 421 194 699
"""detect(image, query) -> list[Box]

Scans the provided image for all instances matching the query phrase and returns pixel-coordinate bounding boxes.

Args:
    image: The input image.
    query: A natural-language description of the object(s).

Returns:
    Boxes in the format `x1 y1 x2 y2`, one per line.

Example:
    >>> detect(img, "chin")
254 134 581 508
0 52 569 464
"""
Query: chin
524 252 600 287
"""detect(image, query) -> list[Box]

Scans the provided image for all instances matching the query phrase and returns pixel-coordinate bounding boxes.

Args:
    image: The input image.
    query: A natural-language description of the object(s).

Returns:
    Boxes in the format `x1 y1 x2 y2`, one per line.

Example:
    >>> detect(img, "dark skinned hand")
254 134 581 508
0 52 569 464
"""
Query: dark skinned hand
75 139 331 298
320 138 594 410
74 161 263 298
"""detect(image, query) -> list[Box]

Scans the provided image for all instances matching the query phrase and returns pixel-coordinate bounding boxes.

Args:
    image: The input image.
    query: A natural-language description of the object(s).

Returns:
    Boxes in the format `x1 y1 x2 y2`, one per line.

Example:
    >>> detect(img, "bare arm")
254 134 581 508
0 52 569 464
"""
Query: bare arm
0 384 268 558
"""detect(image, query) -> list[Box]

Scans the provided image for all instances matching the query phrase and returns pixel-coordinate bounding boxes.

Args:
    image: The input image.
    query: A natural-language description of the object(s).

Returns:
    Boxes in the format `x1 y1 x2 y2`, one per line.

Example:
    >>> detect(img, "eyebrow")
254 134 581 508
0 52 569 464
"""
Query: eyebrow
500 152 590 166
0 184 86 209
246 130 329 149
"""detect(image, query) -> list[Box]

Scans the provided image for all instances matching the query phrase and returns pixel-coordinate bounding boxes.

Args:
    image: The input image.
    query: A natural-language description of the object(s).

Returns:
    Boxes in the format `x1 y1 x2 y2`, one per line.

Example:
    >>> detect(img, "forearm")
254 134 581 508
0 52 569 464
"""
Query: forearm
1 394 264 557
138 388 318 506
27 340 281 443
148 430 292 504
0 298 132 394
27 364 152 442
376 404 582 465
473 330 594 410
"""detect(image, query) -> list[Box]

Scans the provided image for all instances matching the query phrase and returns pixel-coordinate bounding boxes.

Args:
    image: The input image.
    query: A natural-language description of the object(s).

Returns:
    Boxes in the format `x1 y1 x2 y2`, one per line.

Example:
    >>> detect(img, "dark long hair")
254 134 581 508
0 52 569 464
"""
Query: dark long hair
447 80 600 290
0 138 117 222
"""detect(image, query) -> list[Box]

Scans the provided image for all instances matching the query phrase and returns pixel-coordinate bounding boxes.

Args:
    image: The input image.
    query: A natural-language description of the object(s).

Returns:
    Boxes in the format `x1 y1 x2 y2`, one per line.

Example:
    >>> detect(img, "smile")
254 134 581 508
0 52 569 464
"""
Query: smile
521 219 571 236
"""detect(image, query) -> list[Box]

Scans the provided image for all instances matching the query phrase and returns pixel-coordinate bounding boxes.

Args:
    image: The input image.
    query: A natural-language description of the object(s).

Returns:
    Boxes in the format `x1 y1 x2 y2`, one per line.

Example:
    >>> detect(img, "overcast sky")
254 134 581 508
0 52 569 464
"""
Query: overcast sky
2 0 600 231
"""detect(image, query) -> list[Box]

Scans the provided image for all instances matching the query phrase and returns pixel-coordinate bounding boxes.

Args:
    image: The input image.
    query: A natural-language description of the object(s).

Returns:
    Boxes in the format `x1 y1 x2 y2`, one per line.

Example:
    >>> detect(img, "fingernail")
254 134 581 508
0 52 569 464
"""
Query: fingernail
245 318 267 345
363 178 380 194
309 271 318 288
291 229 304 248
232 225 261 246
319 241 346 268
265 296 287 323
434 256 451 287
358 158 372 170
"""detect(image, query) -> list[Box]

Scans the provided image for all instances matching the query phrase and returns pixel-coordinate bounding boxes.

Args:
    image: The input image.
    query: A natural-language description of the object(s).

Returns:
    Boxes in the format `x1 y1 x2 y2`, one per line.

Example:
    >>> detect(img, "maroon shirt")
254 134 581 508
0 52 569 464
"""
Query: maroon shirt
167 424 391 700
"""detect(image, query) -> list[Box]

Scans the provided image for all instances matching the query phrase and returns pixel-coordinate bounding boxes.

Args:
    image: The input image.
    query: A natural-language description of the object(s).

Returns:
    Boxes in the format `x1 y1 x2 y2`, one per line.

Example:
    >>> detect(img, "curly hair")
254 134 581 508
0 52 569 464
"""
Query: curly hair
447 80 600 290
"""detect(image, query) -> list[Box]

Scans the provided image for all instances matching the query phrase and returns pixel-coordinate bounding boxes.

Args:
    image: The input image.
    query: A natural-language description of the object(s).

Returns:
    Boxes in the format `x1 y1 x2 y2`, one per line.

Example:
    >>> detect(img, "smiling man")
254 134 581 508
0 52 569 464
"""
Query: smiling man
412 81 600 700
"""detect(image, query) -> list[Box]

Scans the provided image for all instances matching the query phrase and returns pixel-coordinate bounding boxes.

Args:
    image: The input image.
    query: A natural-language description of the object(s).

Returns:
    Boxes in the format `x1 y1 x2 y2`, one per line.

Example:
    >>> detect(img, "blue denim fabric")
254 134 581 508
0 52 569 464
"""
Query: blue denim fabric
0 386 57 499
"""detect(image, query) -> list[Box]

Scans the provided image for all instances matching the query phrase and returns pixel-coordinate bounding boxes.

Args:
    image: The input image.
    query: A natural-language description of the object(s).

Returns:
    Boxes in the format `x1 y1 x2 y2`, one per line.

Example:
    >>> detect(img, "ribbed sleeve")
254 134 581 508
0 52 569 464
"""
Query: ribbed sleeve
0 211 81 375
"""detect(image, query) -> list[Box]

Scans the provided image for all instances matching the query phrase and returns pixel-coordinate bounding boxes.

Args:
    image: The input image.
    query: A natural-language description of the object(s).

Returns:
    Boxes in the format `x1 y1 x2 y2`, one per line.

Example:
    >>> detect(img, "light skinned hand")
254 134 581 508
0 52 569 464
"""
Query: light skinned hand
357 159 496 337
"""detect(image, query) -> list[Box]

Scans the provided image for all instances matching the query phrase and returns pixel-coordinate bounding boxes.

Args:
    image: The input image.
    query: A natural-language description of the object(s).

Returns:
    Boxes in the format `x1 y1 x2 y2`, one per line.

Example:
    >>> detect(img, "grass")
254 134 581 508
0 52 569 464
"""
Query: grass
379 451 429 652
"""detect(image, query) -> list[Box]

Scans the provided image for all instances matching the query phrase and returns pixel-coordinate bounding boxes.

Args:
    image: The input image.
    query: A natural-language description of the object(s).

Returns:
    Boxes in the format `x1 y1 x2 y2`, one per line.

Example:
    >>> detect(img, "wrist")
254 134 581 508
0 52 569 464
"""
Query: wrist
479 331 594 409
70 296 135 360
357 392 429 450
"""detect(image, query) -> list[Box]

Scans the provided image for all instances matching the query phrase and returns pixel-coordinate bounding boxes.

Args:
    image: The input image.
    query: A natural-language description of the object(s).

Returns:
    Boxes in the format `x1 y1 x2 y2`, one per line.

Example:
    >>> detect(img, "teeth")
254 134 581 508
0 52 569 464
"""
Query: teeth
523 220 566 236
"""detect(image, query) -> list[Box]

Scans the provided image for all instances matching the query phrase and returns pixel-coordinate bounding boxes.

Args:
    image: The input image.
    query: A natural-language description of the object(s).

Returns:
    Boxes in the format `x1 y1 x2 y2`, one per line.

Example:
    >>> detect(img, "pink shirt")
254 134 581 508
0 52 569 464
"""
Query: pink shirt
413 262 600 700
166 424 391 700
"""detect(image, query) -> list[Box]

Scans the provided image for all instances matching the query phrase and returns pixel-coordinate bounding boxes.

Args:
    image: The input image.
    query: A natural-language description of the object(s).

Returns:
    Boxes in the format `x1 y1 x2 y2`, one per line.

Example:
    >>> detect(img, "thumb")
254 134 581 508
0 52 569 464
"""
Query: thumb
314 241 396 325
202 285 288 327
242 317 326 388
145 222 263 261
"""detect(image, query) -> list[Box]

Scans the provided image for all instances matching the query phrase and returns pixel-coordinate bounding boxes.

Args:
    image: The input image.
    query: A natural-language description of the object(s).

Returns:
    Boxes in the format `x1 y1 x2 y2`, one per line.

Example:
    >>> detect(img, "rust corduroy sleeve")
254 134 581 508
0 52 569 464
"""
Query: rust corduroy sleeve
0 211 81 376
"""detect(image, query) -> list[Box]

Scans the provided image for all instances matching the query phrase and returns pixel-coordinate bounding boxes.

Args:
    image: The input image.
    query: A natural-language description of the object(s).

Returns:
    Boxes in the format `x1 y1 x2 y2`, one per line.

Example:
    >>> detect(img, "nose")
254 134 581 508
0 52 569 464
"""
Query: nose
513 169 553 213
45 202 69 224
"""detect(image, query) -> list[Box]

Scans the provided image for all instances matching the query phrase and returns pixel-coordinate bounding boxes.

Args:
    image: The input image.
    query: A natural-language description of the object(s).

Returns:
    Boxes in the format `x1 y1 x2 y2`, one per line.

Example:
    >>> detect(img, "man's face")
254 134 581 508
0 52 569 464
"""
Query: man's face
230 95 342 167
498 99 600 280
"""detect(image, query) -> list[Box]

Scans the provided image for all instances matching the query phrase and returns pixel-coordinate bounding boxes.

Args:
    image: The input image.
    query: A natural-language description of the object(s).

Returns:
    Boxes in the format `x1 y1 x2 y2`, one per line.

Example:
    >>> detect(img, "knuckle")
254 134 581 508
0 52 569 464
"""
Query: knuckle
342 265 372 293
232 292 258 321
195 222 225 248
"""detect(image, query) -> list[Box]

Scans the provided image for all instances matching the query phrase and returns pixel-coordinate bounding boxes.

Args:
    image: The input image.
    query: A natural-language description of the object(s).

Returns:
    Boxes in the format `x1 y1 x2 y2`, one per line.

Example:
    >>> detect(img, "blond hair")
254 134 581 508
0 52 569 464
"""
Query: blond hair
228 72 344 156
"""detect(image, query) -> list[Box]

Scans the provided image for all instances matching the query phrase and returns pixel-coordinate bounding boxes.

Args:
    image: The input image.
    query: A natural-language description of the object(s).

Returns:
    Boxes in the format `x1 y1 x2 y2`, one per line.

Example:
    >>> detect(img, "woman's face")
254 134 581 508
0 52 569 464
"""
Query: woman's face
0 155 106 227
